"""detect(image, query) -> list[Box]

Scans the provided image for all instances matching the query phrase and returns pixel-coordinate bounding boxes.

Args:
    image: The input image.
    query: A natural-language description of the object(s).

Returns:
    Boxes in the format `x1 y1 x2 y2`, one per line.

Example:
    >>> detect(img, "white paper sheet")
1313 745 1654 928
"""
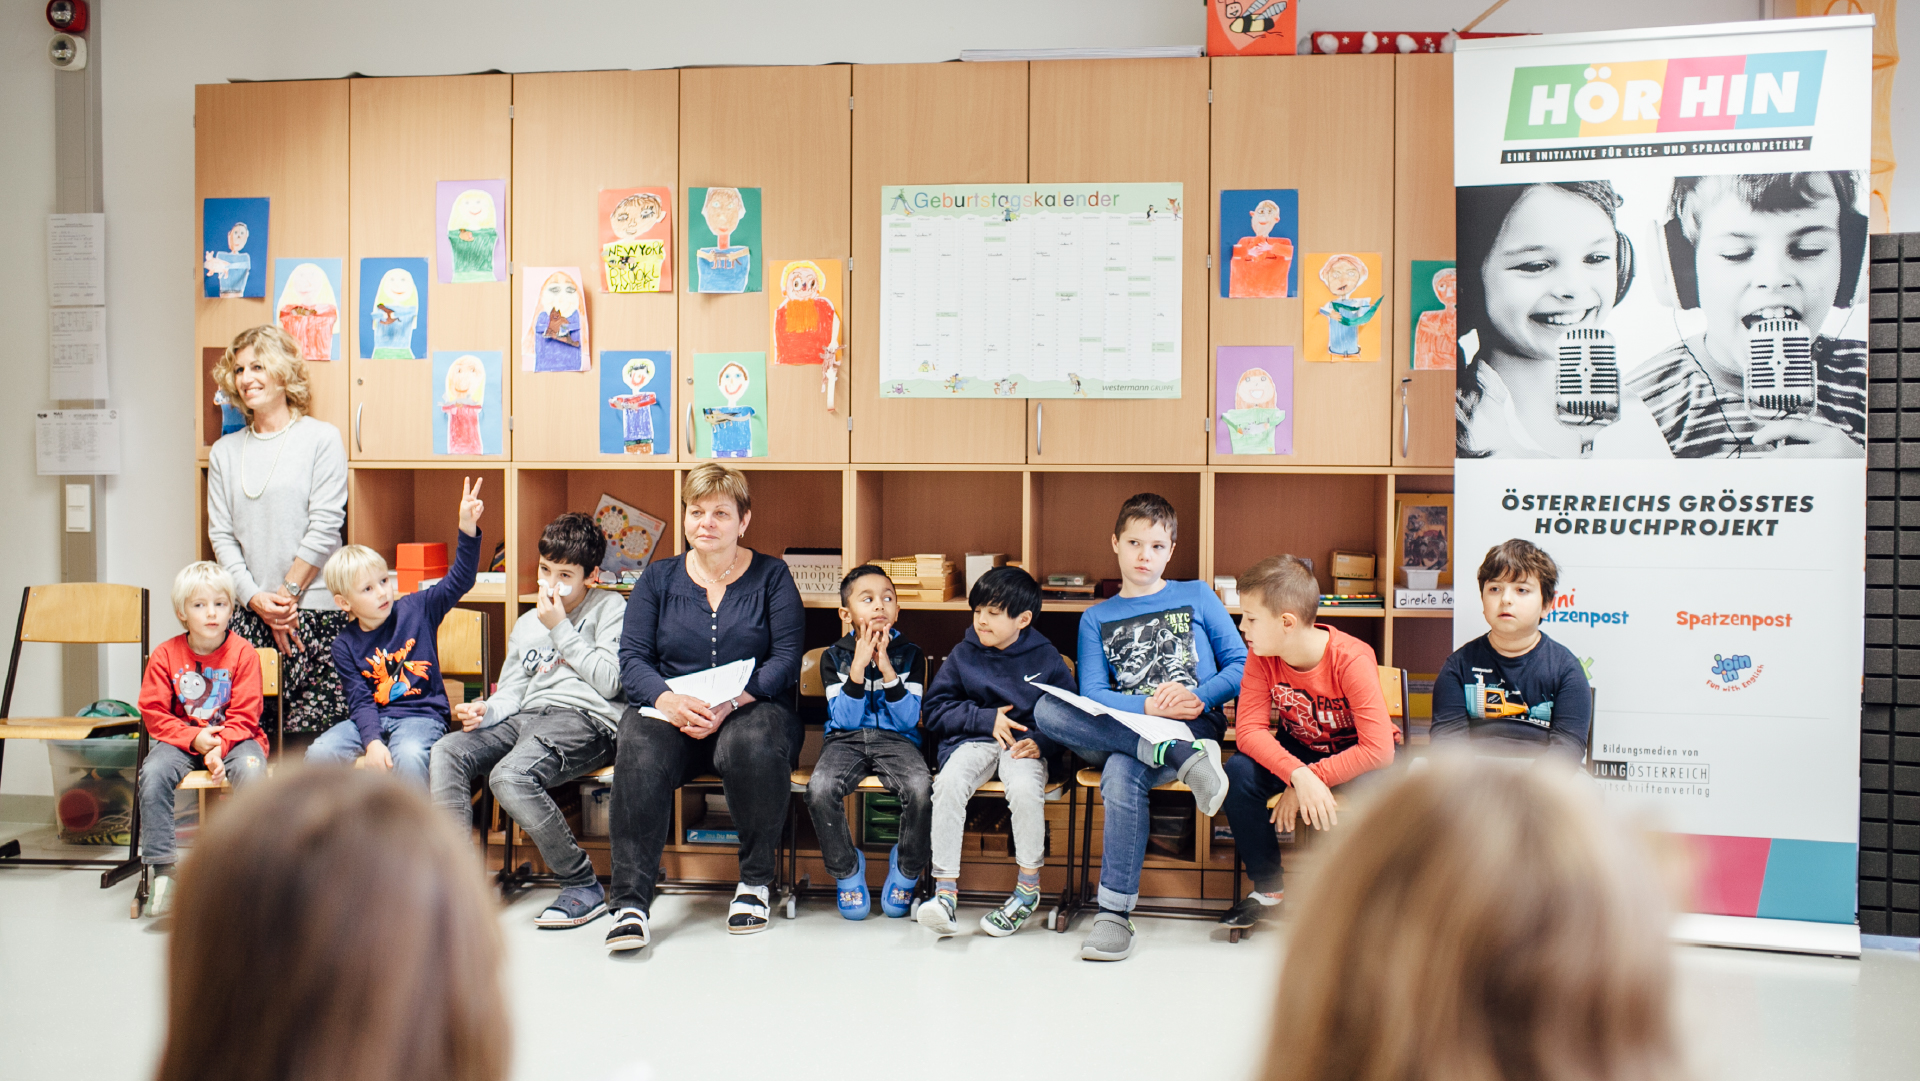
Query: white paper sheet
641 658 757 719
1033 682 1194 744
35 409 121 476
48 214 105 306
49 307 108 400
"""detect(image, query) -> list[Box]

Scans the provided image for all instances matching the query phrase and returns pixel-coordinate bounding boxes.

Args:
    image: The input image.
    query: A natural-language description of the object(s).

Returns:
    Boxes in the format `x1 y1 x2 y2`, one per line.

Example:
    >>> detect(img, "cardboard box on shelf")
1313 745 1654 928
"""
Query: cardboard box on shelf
1333 577 1374 596
1329 550 1376 580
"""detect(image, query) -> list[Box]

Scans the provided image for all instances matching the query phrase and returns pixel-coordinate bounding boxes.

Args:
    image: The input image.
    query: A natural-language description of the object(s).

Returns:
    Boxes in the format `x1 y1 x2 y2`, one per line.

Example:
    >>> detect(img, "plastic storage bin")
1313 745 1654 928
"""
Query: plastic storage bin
48 737 137 845
579 780 611 837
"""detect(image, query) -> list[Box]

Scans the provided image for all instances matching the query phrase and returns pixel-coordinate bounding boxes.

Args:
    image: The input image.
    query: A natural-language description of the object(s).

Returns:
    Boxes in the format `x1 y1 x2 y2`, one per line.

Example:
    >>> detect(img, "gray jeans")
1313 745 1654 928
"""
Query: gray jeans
139 737 268 867
428 707 615 887
930 739 1049 879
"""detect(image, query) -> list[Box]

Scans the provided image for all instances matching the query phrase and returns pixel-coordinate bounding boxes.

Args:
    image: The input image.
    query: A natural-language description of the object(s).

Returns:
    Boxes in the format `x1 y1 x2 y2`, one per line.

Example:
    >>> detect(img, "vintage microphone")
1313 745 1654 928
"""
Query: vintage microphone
1743 317 1816 417
1554 327 1622 427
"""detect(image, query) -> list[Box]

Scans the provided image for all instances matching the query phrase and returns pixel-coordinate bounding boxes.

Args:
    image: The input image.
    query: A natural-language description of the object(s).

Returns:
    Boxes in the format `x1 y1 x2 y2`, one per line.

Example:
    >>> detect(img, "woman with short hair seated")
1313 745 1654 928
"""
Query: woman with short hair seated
605 463 805 951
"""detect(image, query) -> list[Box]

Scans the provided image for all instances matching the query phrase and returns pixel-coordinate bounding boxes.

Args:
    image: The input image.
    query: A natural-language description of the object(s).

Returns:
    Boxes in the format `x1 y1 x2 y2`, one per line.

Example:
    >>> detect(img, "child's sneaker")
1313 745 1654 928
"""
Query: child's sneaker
604 907 650 952
835 850 871 920
1176 739 1230 816
879 844 917 918
144 869 177 919
535 881 608 928
980 885 1039 937
727 882 772 934
1218 891 1281 929
916 891 960 937
1079 910 1135 961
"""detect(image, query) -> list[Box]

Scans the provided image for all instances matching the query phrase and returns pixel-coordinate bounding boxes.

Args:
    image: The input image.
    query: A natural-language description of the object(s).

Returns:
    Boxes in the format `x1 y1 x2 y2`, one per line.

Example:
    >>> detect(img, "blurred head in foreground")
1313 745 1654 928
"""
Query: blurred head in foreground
1263 757 1678 1081
157 768 508 1081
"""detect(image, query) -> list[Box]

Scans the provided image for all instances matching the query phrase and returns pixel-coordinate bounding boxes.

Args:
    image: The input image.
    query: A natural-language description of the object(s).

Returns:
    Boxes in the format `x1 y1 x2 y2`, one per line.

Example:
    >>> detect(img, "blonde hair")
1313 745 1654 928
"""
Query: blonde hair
276 261 339 312
157 769 508 1081
780 259 825 298
443 355 486 406
446 188 498 232
324 544 389 599
213 326 312 423
172 561 236 616
682 462 751 517
1318 253 1368 288
1262 758 1678 1081
1238 554 1319 623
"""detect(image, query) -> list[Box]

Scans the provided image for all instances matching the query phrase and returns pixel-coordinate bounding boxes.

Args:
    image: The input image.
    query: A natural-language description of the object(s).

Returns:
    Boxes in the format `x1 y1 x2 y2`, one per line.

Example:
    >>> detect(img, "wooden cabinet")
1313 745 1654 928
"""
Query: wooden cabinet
1027 59 1211 466
849 62 1030 465
511 70 680 463
1210 56 1395 467
1392 55 1457 467
678 66 851 464
347 75 512 462
194 81 351 454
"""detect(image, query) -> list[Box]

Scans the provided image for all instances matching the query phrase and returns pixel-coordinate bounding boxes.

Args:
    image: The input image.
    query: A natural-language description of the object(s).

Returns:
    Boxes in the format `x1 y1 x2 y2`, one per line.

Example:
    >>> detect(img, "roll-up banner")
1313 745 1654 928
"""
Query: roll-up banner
1452 16 1873 954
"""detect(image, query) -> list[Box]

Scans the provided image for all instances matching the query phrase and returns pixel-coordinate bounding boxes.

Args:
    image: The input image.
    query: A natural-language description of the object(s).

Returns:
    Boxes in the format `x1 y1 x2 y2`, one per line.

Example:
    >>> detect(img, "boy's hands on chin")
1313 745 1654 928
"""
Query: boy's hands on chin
1750 417 1864 459
1275 767 1338 831
869 622 898 683
1143 681 1203 721
457 476 486 536
363 739 395 772
848 621 875 680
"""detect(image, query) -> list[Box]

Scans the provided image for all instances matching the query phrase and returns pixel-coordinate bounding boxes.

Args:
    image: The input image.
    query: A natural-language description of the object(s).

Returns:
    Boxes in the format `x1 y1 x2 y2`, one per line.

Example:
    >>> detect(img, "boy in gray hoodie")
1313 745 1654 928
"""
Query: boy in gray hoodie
429 512 626 928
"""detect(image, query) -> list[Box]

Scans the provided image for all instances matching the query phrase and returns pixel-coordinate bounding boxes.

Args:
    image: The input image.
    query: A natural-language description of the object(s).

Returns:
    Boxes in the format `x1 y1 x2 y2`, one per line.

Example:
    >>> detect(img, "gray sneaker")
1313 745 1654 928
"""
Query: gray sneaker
536 882 608 928
1079 911 1135 961
144 870 177 919
1177 739 1230 816
916 892 960 937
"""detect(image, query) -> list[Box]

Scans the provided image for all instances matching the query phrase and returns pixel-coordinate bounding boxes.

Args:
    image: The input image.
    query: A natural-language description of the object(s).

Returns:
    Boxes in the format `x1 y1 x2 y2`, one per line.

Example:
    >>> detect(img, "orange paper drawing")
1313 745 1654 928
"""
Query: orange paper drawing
1302 252 1385 363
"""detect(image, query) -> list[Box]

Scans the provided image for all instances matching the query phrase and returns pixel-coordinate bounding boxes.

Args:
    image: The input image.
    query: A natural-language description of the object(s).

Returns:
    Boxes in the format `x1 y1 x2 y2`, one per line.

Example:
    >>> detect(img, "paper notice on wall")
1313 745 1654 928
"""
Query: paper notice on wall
35 409 121 475
49 307 108 400
48 214 105 306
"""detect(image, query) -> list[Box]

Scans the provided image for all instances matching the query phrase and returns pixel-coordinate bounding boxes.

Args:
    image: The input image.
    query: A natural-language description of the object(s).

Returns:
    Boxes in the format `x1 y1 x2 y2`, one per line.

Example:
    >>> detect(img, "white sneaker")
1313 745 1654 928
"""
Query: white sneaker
916 891 960 937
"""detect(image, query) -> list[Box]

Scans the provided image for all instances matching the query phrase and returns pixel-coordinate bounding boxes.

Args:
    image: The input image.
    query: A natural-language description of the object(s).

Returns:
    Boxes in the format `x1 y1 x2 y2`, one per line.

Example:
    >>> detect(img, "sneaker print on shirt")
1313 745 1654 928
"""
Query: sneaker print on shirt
1268 682 1356 756
361 639 433 705
521 645 566 677
1100 608 1199 695
172 665 234 724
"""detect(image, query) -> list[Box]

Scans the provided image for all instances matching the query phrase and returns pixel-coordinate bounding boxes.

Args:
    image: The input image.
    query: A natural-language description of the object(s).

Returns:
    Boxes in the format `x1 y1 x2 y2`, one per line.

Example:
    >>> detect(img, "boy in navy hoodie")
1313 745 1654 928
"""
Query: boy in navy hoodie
918 567 1073 938
308 477 484 785
806 565 930 920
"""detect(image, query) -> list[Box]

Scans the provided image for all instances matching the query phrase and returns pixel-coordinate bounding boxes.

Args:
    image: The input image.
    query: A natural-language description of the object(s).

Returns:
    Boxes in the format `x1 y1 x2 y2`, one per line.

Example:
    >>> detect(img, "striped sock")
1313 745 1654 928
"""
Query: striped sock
1016 868 1041 899
936 878 958 903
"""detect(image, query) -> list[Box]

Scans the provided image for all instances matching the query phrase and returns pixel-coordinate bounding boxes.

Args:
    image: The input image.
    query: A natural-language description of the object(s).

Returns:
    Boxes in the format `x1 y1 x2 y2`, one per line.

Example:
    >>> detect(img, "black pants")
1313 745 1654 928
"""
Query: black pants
804 728 933 880
609 699 799 912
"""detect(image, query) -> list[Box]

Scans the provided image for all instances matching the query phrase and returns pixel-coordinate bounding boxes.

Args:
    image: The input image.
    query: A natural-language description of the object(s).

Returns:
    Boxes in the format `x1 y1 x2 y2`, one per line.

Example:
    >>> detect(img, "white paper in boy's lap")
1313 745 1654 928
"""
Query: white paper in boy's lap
1034 683 1194 744
640 658 756 719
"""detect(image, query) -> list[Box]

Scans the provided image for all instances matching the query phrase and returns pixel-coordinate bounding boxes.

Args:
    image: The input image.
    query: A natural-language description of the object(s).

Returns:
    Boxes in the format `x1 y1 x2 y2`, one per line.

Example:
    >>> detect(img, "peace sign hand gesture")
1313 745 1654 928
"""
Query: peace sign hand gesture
458 476 486 536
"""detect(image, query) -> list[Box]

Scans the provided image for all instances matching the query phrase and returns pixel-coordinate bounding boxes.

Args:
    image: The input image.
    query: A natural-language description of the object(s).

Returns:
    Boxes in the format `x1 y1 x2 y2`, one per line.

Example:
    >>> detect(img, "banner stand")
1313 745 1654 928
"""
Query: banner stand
1672 914 1861 958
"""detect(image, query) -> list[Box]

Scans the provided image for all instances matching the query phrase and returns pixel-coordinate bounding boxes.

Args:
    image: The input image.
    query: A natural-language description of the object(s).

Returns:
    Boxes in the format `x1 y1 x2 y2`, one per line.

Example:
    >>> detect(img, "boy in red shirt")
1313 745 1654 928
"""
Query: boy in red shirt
1220 555 1395 930
135 561 267 917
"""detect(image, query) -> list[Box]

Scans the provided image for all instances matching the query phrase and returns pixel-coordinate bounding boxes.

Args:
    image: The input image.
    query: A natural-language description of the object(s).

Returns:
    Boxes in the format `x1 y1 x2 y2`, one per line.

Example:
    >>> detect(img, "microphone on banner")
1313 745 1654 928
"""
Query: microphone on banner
1743 318 1816 417
1554 328 1622 435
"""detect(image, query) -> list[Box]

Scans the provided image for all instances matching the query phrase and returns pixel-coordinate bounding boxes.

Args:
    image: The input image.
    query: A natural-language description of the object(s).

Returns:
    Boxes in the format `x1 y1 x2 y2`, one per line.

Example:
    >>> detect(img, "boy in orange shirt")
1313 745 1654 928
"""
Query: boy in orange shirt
1219 555 1395 930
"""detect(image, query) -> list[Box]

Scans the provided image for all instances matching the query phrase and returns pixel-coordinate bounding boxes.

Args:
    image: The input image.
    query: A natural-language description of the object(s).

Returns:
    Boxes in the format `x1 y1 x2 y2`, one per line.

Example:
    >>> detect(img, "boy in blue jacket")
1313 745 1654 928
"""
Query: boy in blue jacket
805 565 930 920
918 566 1074 938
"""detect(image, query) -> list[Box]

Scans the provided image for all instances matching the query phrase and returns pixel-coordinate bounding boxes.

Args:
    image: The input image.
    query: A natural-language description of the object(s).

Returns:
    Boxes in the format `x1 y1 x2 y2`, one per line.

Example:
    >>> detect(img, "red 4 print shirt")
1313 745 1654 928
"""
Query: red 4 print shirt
1234 624 1395 787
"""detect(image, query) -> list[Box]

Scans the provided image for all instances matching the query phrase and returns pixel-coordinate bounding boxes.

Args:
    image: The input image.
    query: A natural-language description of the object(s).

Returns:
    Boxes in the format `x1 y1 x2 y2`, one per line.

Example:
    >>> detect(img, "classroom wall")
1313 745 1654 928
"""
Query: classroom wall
0 0 1887 798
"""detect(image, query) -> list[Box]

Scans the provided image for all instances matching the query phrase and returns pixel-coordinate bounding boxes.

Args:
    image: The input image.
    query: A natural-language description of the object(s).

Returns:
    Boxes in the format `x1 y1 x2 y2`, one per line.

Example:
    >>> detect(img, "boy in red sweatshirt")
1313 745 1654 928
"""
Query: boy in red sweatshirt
1219 555 1395 930
136 561 267 917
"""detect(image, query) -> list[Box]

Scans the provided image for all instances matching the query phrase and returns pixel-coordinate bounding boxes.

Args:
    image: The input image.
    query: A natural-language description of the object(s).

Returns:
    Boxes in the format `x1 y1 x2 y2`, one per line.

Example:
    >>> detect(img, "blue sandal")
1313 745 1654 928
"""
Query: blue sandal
835 849 870 920
880 844 918 918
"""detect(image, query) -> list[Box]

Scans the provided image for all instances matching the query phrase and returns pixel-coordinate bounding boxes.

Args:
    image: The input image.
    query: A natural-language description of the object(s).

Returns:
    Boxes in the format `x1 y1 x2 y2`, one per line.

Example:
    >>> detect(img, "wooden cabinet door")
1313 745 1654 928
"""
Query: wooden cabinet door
1028 58 1210 466
1393 54 1457 467
1211 56 1394 467
347 75 512 462
195 81 350 453
850 62 1029 464
679 66 850 463
511 70 679 463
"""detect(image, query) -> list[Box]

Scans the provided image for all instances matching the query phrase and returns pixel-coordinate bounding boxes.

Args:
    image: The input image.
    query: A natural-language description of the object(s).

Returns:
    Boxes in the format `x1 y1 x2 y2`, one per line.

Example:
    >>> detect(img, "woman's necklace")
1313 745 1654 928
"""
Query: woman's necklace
241 419 294 500
687 548 744 588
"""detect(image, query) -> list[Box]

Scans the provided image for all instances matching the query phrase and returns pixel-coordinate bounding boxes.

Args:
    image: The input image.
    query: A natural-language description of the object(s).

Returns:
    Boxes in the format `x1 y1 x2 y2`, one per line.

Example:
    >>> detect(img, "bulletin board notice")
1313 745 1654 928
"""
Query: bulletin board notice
877 183 1182 399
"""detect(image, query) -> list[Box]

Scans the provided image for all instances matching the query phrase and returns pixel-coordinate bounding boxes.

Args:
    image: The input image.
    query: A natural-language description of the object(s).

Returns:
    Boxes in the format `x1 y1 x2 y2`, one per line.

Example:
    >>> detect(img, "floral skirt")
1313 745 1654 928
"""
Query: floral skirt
229 607 352 736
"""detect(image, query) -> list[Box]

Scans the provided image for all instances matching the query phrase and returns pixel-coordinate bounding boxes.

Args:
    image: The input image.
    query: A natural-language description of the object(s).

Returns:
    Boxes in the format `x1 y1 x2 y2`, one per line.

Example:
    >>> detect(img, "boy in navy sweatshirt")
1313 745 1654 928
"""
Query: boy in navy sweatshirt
805 565 930 920
308 476 484 785
918 566 1073 938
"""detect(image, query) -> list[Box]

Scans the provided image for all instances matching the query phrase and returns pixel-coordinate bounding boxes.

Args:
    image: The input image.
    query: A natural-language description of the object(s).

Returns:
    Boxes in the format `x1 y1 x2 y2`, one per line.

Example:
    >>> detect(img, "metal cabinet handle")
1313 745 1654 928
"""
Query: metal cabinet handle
1036 402 1043 457
1399 378 1411 460
686 403 695 455
354 403 364 454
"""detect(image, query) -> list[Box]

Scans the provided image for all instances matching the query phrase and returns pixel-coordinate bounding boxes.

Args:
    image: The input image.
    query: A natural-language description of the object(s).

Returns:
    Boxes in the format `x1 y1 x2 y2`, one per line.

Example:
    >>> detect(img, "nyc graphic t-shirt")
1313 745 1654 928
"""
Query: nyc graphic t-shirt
1431 631 1591 759
137 631 266 755
1234 624 1395 787
1076 580 1248 741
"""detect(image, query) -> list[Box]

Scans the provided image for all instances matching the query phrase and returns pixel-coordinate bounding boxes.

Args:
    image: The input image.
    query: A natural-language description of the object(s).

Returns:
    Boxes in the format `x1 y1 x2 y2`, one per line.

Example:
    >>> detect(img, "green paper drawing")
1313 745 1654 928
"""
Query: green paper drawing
694 352 767 458
687 187 762 293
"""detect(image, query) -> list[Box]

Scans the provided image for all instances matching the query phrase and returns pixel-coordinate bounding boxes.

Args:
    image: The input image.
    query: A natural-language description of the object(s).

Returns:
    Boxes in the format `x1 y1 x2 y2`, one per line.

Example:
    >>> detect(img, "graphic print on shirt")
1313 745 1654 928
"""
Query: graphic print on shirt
521 645 564 678
1268 680 1357 756
1100 607 1198 696
361 638 434 706
1465 664 1552 728
173 666 234 724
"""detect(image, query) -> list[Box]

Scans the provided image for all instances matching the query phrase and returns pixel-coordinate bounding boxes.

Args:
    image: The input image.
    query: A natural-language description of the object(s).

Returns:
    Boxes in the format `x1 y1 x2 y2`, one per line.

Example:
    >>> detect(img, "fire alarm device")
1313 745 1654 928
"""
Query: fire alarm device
46 0 89 34
48 33 86 70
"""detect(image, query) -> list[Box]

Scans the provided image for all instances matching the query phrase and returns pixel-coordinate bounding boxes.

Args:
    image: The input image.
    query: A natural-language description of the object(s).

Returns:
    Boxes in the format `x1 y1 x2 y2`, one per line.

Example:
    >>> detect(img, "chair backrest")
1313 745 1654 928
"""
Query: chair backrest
257 646 281 697
20 584 145 644
1376 665 1409 739
1062 654 1076 681
800 646 825 698
437 608 488 678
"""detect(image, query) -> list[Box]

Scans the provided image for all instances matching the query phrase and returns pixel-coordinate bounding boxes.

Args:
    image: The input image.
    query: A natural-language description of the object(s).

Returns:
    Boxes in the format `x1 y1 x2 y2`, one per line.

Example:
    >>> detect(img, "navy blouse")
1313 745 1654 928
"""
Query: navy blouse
618 550 805 708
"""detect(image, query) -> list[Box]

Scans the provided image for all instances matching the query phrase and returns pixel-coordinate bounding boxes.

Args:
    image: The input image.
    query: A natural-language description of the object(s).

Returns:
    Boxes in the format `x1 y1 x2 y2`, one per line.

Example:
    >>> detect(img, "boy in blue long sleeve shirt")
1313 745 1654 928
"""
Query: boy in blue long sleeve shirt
805 566 930 921
309 476 484 785
1033 493 1247 961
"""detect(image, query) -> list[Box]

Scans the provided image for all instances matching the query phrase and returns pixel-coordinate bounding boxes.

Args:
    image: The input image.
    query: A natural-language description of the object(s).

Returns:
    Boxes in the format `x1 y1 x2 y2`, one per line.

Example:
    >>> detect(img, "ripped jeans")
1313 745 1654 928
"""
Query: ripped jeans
429 706 615 888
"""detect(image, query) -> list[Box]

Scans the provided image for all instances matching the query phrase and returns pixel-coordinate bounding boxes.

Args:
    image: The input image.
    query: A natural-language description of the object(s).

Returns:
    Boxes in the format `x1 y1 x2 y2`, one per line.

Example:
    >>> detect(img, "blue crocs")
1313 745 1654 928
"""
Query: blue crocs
880 844 918 918
835 848 871 920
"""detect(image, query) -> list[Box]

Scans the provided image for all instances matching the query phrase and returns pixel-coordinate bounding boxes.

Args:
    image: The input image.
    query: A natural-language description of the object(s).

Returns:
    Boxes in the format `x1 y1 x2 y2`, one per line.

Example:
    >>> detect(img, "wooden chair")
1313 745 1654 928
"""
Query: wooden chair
0 584 149 888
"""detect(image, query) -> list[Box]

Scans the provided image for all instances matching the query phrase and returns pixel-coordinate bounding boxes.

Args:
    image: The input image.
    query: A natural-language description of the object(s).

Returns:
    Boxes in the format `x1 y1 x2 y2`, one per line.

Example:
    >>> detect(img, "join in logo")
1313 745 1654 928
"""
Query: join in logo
1710 653 1753 684
1504 50 1825 141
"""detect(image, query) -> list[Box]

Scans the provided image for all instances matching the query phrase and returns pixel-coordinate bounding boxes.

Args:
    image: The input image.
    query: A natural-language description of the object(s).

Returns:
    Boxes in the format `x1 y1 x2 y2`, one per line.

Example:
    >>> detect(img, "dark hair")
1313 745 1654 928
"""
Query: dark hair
1476 538 1559 604
969 565 1042 620
538 512 605 572
1113 492 1179 543
1238 555 1320 624
158 769 507 1081
1666 171 1866 311
839 564 892 607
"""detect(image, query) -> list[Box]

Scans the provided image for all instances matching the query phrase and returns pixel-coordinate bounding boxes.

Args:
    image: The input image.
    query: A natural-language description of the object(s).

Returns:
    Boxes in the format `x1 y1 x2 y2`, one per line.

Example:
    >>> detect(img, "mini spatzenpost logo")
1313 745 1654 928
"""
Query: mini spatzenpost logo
1707 651 1761 692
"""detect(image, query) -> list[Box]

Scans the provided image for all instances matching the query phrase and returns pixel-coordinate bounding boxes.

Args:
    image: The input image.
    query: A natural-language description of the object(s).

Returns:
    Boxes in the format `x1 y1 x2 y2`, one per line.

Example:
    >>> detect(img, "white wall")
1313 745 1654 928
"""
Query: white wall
1 0 1897 796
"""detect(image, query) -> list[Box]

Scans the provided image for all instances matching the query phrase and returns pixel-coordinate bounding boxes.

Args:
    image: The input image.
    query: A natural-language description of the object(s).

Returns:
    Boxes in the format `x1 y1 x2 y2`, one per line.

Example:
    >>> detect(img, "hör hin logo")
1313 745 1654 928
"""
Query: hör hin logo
1505 51 1824 140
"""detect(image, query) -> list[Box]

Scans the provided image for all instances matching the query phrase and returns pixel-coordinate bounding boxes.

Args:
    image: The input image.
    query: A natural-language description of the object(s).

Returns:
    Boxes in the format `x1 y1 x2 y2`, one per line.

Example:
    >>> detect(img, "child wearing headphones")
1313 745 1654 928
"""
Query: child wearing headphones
1629 171 1867 459
1453 181 1670 459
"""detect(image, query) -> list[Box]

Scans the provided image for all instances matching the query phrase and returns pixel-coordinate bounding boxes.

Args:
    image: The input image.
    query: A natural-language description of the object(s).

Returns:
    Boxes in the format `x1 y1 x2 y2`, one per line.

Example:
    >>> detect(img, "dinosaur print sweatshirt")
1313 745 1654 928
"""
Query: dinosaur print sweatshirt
331 529 480 746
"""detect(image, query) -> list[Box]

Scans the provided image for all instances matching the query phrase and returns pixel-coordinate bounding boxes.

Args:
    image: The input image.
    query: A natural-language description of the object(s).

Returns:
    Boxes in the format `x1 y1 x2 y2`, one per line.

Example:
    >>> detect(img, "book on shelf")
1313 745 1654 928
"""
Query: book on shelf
1319 594 1384 608
684 828 739 845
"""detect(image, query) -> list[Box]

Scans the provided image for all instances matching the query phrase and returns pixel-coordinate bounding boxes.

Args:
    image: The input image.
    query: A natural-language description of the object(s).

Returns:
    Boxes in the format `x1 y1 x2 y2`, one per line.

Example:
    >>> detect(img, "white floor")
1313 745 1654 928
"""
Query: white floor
1 819 1917 1081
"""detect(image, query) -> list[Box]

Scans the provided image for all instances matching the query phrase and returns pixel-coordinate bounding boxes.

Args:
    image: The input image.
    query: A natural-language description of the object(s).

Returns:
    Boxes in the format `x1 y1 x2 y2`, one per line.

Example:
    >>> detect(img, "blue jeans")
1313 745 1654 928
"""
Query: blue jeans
307 713 445 785
139 738 268 866
1032 695 1177 914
